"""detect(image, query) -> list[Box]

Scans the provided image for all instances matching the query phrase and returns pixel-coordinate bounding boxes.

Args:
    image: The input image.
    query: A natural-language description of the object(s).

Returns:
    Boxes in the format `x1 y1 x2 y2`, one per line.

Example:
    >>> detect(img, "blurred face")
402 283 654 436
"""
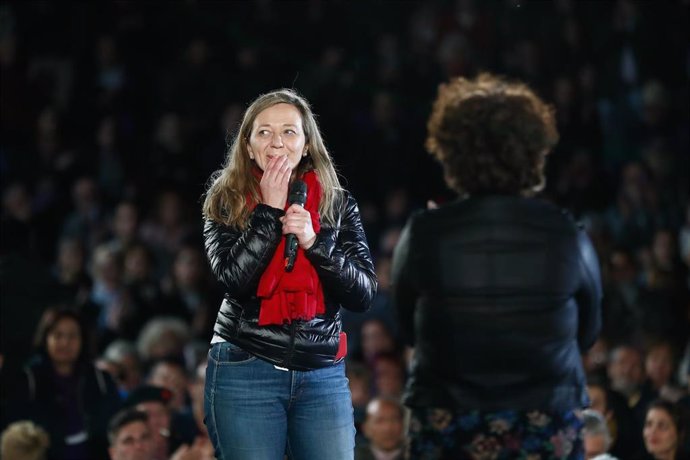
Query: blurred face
94 251 121 285
586 386 608 418
46 317 81 367
124 247 150 281
114 203 138 241
645 345 674 389
148 363 188 410
361 321 394 360
349 375 371 408
247 103 307 171
364 401 405 452
608 347 643 395
173 248 202 288
375 359 404 398
109 421 153 460
652 231 674 267
644 408 678 458
584 433 607 459
58 240 84 274
135 401 170 439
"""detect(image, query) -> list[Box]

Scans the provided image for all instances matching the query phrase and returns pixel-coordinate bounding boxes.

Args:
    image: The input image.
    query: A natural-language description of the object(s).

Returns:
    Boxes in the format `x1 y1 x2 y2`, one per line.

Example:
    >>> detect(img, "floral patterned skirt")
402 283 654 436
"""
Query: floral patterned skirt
408 407 583 460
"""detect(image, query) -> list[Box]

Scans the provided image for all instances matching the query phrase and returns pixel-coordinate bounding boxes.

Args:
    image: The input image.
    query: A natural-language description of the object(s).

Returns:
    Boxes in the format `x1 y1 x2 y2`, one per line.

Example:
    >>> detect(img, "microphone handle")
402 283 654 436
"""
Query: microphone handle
285 234 299 272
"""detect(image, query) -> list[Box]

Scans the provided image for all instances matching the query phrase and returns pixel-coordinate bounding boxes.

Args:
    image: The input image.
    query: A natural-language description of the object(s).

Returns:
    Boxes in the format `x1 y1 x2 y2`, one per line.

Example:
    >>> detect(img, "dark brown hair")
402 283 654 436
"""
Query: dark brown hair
645 399 688 459
426 72 558 196
33 307 89 365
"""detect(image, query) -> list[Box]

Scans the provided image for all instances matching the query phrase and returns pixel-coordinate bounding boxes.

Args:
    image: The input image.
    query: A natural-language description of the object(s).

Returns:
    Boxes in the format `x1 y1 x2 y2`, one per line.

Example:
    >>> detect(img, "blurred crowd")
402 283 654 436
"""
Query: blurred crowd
0 1 688 459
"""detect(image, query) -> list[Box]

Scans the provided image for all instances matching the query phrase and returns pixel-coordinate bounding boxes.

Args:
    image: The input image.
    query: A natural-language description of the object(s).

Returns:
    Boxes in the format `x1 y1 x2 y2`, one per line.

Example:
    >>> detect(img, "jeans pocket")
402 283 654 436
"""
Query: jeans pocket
217 341 256 365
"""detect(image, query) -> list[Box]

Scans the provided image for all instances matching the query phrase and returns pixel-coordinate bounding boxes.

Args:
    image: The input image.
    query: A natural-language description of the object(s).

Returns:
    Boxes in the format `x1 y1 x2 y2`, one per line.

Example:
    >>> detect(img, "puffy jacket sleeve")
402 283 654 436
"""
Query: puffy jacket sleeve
305 192 377 312
574 228 603 352
391 215 418 346
203 204 284 297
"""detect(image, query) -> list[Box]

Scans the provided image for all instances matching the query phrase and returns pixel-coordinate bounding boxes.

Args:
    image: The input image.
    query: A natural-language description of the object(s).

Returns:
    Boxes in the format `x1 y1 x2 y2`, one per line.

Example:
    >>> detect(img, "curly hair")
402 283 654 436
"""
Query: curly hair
426 73 558 196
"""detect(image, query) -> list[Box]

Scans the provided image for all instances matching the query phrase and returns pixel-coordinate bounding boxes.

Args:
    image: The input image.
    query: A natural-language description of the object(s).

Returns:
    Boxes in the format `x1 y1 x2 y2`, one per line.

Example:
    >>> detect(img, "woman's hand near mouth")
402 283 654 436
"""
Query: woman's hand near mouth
260 155 292 210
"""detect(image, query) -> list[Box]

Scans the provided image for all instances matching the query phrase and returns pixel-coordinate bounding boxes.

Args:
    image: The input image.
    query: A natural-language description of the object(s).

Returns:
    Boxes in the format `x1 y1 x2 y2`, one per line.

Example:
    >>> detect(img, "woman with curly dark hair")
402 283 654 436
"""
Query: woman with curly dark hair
392 73 603 458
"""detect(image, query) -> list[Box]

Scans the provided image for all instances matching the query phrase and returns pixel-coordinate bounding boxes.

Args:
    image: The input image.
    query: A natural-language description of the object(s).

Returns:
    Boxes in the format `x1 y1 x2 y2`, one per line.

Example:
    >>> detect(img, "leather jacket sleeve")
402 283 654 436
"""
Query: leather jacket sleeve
574 228 603 351
305 192 377 312
204 193 376 312
203 204 284 297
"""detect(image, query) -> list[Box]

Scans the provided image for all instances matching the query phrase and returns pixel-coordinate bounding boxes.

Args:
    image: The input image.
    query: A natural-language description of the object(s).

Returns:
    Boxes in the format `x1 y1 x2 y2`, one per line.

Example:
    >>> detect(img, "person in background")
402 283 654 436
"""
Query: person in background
392 73 602 458
608 345 658 431
642 399 688 460
202 88 376 459
0 420 50 460
355 397 406 460
107 409 153 460
146 357 191 413
122 384 197 460
101 340 143 398
582 409 618 460
645 340 685 402
2 307 121 460
586 376 644 459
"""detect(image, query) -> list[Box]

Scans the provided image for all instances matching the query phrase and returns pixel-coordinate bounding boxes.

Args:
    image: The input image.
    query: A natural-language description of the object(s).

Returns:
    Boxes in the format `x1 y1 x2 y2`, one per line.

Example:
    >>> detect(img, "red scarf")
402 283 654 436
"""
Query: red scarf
254 170 326 326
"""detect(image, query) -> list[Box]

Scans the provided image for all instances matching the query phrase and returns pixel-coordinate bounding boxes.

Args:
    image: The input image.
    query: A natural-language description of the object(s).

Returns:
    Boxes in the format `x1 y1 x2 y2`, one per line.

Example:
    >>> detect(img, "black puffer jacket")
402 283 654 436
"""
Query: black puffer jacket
392 195 602 412
204 191 377 371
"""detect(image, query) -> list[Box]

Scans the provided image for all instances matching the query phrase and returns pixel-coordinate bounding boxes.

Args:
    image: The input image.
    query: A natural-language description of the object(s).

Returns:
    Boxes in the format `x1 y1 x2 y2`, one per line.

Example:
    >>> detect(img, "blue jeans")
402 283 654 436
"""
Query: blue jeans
204 341 355 460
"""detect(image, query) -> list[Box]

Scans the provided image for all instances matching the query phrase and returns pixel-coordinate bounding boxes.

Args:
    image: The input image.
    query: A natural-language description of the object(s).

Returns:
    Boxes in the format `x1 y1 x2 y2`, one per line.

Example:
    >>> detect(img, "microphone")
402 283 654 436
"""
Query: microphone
284 179 307 272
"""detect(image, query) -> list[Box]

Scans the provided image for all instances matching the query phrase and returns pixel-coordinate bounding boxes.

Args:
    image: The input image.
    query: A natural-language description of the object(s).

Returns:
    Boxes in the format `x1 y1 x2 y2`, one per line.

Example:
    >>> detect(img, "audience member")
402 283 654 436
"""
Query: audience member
0 420 50 460
355 397 406 460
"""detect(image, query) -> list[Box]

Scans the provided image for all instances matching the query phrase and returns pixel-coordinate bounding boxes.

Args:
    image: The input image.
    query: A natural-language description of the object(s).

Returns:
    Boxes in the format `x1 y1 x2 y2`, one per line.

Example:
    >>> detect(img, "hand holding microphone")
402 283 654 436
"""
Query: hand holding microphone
281 180 316 271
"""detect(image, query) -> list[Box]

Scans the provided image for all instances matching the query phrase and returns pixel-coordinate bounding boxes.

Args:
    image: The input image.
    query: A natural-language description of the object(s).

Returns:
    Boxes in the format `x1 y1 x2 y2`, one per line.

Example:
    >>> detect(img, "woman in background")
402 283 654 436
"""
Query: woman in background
392 73 602 458
2 308 121 460
642 399 687 460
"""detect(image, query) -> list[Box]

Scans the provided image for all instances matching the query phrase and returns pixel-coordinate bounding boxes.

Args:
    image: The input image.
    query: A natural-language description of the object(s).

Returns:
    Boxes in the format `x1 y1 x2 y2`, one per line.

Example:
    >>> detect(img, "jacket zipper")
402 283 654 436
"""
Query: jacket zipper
285 321 298 368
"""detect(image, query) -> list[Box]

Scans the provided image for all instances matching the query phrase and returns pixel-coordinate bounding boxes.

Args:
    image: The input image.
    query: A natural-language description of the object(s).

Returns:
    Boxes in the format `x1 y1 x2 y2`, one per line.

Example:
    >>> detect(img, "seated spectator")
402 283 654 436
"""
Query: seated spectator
643 399 688 460
107 409 153 460
160 244 219 339
54 236 92 306
101 340 143 398
120 243 163 339
645 340 685 402
146 357 190 413
355 397 406 460
88 244 131 340
106 201 141 254
122 385 196 460
608 345 658 429
371 351 406 399
582 409 618 460
0 420 50 460
136 316 191 364
359 318 398 366
2 307 121 460
587 377 643 459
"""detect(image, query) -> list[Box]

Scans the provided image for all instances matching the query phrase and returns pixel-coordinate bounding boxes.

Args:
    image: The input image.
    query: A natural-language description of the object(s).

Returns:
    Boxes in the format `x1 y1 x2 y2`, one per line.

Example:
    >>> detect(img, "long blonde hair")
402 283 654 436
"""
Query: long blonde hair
203 89 343 228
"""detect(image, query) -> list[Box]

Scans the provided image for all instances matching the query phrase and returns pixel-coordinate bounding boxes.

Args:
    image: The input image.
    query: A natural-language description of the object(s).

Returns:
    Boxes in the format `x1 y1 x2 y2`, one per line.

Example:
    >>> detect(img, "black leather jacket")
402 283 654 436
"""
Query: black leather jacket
392 195 602 412
204 191 377 371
